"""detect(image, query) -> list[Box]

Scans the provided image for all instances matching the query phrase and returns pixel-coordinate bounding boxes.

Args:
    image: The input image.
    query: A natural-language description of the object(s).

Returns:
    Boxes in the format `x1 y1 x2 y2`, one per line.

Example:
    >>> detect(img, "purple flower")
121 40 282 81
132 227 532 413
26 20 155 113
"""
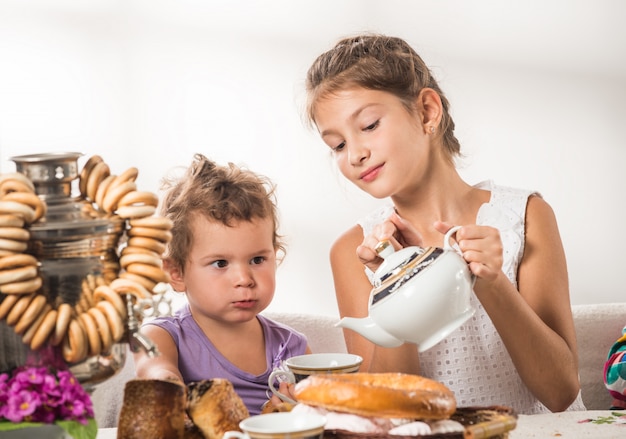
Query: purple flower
0 373 9 406
2 389 40 422
13 366 46 387
0 365 93 424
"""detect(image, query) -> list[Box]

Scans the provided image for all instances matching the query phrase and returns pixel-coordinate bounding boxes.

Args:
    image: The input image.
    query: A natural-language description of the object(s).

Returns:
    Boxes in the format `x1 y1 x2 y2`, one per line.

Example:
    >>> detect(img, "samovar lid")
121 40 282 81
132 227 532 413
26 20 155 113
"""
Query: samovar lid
10 152 120 245
11 152 81 199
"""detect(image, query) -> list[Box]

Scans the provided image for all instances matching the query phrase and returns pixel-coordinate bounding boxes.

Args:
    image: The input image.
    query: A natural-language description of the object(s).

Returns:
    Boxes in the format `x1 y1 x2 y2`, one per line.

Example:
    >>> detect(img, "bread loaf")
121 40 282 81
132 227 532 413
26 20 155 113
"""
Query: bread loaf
117 379 186 439
294 372 456 420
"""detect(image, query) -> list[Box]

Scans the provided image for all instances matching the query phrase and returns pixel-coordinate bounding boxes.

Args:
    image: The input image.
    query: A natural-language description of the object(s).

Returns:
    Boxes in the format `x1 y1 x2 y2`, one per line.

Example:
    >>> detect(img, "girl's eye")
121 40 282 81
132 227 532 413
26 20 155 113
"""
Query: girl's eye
331 141 346 153
211 260 228 268
251 256 265 265
364 120 379 131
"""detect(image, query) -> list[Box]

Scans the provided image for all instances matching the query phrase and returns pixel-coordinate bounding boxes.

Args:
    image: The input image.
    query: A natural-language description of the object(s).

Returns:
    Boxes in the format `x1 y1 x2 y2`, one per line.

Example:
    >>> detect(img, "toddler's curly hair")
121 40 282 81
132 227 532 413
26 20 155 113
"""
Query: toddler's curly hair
160 153 285 272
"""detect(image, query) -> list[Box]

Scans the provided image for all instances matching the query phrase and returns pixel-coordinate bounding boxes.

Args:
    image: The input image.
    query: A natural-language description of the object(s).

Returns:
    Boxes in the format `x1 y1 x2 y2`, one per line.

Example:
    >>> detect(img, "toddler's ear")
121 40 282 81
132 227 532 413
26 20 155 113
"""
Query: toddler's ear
164 258 185 292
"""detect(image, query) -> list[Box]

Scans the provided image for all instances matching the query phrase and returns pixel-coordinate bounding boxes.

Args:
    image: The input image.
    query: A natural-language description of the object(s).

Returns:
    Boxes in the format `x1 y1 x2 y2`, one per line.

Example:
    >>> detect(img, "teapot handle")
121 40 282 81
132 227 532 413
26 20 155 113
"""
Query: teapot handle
443 225 463 251
443 225 477 286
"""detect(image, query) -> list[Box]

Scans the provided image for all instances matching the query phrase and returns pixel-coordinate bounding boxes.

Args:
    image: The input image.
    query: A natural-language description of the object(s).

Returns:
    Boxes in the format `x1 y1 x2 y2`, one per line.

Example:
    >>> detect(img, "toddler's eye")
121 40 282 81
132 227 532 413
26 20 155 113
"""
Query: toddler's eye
211 260 228 268
251 256 266 265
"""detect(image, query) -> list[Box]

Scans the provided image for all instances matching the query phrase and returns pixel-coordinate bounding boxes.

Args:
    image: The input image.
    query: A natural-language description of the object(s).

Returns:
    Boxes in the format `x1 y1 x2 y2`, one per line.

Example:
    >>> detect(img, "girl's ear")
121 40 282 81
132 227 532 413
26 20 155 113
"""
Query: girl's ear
164 258 185 292
416 88 443 133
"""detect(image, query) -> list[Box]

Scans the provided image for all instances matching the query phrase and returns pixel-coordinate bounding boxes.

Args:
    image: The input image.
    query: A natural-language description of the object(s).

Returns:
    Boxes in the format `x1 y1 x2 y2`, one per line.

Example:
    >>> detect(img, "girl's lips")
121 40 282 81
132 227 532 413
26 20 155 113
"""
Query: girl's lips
360 164 383 182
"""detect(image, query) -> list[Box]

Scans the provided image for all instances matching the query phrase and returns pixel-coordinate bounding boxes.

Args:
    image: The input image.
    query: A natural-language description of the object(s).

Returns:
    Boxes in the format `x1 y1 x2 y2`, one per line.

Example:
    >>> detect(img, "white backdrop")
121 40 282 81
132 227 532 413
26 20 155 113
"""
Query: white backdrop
1 1 625 318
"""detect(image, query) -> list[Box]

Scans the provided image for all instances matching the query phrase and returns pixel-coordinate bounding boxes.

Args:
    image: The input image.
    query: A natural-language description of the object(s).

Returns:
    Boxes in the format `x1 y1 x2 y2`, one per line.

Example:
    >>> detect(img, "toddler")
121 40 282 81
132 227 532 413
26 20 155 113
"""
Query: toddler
134 153 309 415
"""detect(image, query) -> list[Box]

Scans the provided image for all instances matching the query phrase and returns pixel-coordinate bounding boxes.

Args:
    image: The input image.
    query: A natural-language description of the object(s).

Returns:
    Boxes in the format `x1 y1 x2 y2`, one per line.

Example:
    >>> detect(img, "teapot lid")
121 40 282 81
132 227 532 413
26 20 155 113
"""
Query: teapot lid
371 242 444 306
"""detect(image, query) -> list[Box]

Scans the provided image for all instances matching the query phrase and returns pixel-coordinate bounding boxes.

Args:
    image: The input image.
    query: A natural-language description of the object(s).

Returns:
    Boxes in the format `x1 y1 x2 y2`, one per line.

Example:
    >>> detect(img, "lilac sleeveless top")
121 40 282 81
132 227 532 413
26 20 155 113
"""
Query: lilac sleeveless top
145 303 308 415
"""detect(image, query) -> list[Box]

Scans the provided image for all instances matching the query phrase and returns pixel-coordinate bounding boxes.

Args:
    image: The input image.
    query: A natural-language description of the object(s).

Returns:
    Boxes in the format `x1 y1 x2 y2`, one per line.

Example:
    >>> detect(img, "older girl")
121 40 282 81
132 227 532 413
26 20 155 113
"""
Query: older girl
305 33 584 414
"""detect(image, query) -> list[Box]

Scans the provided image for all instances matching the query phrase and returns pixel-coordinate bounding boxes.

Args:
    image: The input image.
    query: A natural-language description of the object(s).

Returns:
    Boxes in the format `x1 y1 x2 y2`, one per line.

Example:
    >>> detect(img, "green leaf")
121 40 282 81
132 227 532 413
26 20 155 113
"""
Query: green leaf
0 419 97 439
57 419 98 439
0 421 46 431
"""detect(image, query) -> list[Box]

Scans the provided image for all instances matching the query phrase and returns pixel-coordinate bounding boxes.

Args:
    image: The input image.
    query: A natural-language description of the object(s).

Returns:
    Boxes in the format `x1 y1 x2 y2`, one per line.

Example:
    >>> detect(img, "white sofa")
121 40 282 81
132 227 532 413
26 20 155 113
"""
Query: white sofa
571 303 626 410
92 303 626 427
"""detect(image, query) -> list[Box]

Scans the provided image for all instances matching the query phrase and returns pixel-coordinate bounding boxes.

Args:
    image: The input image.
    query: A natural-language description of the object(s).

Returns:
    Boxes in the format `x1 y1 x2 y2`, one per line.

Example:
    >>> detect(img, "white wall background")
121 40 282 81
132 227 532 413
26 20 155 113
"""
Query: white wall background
1 0 624 318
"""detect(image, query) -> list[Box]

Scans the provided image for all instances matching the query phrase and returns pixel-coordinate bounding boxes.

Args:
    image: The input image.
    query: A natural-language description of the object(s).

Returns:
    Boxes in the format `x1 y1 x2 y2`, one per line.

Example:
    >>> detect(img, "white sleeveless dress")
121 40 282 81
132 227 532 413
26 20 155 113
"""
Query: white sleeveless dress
357 180 585 414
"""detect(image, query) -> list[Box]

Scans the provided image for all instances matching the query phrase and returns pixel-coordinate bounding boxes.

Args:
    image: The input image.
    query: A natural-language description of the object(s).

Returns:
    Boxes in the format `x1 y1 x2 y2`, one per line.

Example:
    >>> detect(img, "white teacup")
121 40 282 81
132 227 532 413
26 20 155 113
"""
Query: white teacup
268 353 362 404
223 412 327 439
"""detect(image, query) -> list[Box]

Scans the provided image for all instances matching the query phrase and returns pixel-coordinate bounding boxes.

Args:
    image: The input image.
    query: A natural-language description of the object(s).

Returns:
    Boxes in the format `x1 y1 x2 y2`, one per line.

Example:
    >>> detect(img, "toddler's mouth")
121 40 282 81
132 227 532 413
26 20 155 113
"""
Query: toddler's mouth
233 299 256 308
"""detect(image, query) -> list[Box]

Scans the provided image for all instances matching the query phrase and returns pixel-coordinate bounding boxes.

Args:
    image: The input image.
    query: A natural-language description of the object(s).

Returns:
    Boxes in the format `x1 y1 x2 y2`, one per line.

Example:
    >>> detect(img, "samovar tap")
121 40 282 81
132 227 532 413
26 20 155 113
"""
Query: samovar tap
125 288 173 357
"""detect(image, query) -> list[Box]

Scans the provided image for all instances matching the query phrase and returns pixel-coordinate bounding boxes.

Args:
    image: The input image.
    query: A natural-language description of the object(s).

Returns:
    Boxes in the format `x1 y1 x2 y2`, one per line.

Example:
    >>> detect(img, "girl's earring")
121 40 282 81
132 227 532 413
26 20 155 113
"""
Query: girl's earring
430 126 435 134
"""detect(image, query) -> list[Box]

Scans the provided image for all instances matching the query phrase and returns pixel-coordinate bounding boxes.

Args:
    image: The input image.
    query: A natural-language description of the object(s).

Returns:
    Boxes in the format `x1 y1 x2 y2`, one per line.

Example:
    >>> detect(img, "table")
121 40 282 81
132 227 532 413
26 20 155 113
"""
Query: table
510 410 625 438
97 410 626 439
97 428 116 439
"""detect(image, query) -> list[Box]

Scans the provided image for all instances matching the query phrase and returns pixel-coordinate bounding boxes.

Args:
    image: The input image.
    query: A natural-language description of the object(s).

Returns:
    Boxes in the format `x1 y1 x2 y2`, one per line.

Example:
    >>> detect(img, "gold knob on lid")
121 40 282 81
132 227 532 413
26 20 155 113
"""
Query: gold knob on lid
374 240 394 259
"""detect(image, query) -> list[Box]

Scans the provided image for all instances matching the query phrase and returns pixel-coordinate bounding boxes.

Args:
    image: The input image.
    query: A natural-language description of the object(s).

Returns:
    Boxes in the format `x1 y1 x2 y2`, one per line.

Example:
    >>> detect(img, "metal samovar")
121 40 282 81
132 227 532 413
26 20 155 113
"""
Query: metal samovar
0 152 171 390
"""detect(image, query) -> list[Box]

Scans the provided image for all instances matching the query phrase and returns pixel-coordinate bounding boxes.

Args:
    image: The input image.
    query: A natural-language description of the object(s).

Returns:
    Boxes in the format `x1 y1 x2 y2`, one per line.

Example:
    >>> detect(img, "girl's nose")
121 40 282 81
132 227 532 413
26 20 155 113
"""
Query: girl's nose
348 141 370 166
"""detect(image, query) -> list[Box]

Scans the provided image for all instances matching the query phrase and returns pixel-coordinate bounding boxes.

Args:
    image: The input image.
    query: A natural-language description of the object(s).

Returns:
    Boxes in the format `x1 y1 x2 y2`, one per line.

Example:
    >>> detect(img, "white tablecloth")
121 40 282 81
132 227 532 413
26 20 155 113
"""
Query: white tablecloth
97 428 116 439
510 410 625 438
97 410 626 439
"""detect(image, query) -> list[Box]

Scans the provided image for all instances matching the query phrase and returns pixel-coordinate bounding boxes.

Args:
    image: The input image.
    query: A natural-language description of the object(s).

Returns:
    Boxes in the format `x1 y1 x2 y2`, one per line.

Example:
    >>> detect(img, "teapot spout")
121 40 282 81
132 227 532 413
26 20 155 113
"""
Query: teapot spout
335 316 404 348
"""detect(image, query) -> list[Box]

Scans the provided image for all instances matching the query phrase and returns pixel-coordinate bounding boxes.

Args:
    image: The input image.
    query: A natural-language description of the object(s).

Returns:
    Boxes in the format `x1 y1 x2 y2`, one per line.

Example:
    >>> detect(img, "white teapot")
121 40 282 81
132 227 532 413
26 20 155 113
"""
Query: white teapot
336 226 476 352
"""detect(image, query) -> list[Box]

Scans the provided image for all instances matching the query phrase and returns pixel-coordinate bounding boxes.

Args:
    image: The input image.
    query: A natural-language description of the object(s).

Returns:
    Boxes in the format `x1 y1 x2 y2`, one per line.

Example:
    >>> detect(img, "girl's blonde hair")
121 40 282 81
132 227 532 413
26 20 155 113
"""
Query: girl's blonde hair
160 153 285 271
306 33 461 159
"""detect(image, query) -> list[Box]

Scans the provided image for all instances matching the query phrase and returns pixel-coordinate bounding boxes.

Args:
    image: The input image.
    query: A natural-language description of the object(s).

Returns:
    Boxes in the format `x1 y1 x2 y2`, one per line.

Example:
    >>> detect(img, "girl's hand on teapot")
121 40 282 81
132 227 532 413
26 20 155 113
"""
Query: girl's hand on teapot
357 212 424 272
435 221 503 282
